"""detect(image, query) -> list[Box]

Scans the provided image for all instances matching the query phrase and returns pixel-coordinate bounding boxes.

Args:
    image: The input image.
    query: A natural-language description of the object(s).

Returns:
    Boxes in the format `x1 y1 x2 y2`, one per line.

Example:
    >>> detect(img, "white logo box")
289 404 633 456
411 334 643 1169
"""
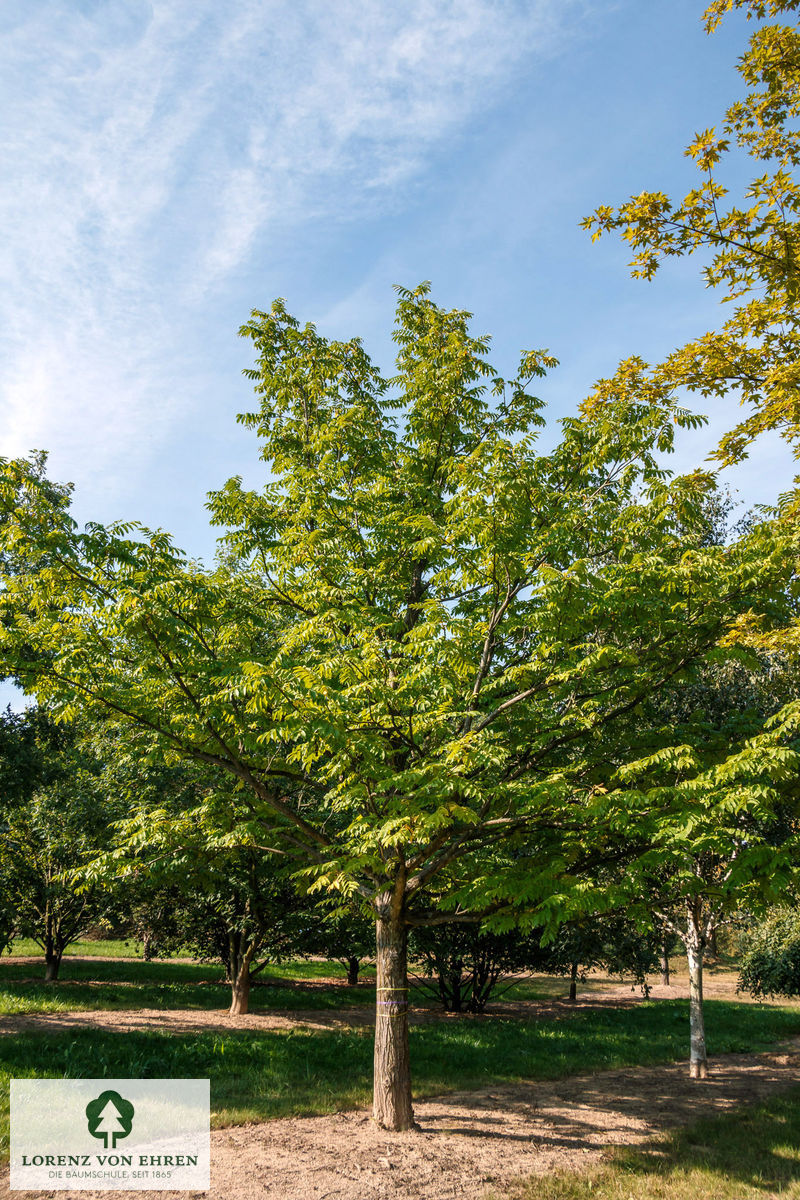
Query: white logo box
10 1079 210 1191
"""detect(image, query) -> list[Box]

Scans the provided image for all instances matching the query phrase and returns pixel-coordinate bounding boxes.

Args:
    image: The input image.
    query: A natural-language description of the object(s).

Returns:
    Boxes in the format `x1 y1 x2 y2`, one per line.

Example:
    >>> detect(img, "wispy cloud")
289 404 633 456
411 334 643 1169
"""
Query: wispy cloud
0 0 585 499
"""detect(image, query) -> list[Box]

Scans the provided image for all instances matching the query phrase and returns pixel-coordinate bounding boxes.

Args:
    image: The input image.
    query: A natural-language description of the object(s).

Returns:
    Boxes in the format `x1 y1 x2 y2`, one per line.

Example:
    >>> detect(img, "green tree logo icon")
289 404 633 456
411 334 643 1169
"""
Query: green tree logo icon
85 1090 135 1149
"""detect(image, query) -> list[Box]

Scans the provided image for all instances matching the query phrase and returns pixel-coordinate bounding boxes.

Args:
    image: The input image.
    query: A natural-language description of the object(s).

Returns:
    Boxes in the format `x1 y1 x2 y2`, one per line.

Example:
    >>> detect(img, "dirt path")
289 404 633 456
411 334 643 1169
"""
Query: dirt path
3 1041 800 1200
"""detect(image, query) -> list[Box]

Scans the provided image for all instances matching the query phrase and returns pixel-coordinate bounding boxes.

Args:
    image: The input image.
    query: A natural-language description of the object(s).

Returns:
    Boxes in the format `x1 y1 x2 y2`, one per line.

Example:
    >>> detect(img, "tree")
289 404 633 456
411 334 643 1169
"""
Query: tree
410 908 659 1011
583 0 800 471
409 923 548 1013
581 12 800 1005
0 286 791 1127
0 708 119 980
543 915 661 1002
96 758 316 1015
301 904 375 985
591 684 800 1077
561 484 799 1076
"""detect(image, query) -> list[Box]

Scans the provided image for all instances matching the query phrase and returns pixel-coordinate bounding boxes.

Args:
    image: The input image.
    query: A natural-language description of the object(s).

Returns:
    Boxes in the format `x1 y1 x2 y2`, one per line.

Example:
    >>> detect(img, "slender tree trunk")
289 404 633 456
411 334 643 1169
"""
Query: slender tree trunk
449 962 465 1013
346 955 360 986
686 903 708 1079
568 960 578 1002
373 909 414 1130
660 937 671 987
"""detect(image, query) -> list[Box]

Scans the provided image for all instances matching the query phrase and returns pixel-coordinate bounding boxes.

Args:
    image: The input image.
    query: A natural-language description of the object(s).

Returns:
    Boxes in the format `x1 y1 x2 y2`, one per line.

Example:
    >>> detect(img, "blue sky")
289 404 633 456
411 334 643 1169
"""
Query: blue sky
1 0 795 710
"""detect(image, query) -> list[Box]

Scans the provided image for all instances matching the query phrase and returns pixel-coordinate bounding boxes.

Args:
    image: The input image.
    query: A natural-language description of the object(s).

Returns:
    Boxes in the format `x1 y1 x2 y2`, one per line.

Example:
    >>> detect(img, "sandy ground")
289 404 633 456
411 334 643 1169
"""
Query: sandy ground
3 970 800 1199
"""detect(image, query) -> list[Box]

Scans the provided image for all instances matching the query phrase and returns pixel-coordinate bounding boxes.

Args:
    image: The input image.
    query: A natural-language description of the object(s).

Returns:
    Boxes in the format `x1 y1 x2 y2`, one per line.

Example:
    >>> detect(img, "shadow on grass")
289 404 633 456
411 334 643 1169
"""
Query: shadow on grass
0 1025 377 1159
504 1089 800 1199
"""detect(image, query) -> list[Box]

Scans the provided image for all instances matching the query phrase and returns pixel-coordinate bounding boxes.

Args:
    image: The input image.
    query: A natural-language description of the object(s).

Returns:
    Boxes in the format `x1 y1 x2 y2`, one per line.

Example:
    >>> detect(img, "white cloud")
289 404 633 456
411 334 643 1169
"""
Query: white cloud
0 0 585 500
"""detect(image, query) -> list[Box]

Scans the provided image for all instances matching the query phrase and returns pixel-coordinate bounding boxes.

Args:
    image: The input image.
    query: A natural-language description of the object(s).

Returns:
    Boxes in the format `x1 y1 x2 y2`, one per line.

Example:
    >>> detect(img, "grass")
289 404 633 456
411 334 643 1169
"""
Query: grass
2 999 800 1159
0 954 375 1014
0 951 587 1014
8 938 164 959
7 939 374 978
500 1088 800 1199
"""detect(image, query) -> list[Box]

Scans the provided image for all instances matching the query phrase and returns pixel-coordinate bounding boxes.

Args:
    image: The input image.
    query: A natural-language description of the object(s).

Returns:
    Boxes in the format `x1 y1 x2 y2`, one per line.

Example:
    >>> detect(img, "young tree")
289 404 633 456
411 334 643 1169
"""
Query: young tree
594 697 800 1077
96 758 315 1016
543 916 661 1002
658 921 680 986
301 904 375 985
409 923 548 1013
0 287 791 1127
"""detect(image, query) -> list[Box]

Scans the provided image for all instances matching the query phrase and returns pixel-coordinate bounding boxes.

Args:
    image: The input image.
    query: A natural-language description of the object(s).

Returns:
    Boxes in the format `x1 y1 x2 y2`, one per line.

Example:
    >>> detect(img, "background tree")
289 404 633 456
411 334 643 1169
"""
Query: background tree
583 0 800 470
543 915 661 1002
96 756 316 1015
591 693 800 1077
409 923 549 1013
0 708 119 980
738 905 800 997
301 904 375 985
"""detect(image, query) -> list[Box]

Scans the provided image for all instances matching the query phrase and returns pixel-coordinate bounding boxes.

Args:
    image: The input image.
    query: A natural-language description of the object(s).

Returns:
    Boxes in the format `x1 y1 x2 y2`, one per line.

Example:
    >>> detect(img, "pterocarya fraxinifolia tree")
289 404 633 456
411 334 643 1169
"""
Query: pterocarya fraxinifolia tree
0 285 793 1127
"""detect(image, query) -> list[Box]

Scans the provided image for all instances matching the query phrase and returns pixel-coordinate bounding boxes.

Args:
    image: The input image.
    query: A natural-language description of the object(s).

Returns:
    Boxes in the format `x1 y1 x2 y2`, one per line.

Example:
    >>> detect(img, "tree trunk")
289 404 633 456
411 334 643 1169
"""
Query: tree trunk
44 952 62 983
228 932 255 1016
568 960 578 1002
229 970 250 1016
373 911 415 1131
346 955 360 986
660 938 671 987
686 905 708 1079
44 917 62 983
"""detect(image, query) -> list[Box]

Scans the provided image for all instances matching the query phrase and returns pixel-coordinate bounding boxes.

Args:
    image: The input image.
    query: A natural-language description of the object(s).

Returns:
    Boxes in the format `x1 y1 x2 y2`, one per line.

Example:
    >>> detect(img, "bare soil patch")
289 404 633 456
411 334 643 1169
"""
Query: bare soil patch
3 1042 799 1200
0 1006 371 1036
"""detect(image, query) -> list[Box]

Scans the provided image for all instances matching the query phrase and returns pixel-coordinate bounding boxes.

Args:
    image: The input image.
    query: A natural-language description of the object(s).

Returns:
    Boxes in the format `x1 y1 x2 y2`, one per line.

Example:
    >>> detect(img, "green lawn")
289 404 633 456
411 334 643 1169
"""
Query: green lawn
7 940 374 978
501 1088 800 1200
0 951 628 1014
0 954 375 1014
8 939 167 959
2 1000 800 1159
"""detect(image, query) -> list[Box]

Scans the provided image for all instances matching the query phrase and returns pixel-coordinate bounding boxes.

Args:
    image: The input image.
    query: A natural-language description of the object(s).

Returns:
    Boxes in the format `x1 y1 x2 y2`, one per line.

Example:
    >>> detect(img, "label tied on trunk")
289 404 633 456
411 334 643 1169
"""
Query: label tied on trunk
376 986 409 1014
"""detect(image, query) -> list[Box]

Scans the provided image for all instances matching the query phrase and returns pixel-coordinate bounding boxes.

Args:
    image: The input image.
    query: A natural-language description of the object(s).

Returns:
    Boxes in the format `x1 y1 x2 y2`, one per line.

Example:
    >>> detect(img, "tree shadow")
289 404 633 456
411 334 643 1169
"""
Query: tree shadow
418 1048 800 1170
606 1091 800 1195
